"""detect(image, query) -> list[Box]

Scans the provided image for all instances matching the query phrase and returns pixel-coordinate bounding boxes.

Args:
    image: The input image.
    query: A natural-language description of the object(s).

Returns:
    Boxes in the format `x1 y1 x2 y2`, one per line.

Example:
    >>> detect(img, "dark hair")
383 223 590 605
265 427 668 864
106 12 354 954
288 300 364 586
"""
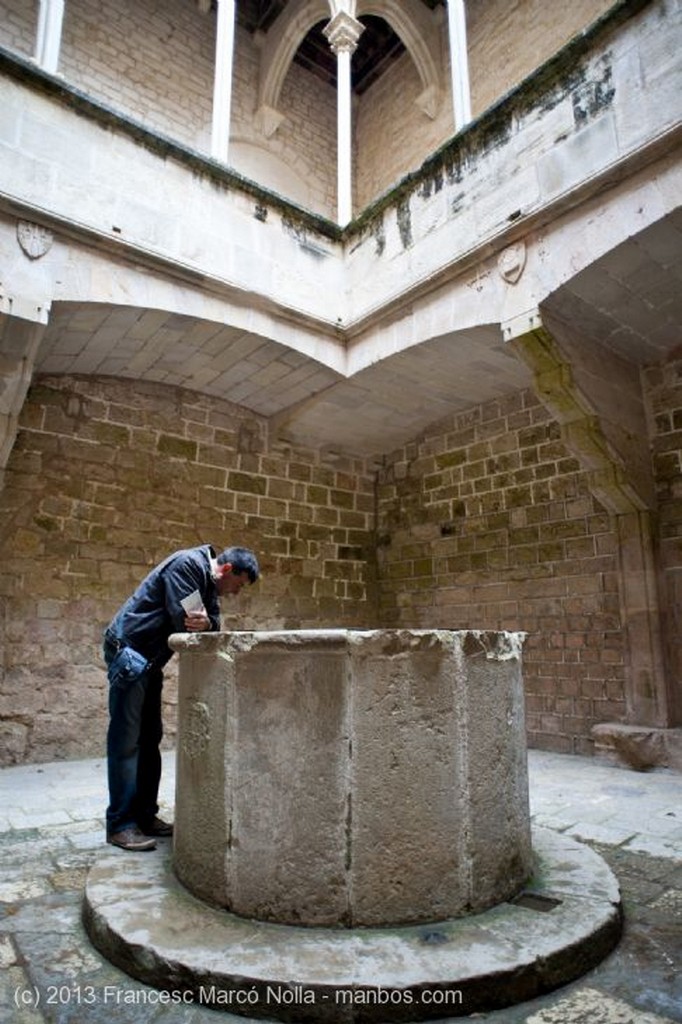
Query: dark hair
217 546 260 584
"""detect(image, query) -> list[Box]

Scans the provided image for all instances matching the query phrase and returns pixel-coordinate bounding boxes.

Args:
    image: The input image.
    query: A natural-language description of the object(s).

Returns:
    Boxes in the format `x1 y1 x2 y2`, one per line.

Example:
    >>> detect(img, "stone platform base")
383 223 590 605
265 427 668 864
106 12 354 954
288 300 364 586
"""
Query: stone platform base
592 723 682 771
82 827 621 1023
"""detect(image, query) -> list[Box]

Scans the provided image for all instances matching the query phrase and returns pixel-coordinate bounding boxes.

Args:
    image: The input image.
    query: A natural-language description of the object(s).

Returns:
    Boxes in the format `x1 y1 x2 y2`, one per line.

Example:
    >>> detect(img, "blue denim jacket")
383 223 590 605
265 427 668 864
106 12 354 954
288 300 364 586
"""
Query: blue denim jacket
106 544 221 667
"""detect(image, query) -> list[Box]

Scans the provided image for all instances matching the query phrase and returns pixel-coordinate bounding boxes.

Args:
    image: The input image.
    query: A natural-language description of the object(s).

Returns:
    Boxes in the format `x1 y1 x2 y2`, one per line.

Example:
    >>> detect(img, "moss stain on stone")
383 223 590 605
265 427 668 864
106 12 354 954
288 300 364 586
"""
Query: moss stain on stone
397 198 413 250
572 60 616 126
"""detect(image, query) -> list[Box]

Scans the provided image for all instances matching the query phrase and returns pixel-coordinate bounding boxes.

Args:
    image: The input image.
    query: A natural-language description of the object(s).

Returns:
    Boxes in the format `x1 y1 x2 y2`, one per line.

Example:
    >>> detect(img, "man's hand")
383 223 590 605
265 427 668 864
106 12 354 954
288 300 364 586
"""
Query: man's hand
184 609 211 632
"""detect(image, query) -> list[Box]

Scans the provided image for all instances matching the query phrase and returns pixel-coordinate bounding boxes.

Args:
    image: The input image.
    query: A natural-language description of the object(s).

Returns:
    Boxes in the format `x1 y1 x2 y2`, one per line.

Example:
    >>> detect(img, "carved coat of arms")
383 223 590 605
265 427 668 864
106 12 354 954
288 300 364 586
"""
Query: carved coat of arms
497 241 526 284
17 221 54 260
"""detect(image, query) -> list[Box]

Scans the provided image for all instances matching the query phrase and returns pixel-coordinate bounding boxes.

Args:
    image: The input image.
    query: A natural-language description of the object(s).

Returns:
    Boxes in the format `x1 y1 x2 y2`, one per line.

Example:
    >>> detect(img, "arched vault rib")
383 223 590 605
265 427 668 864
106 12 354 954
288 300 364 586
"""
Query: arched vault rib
256 0 442 136
256 0 329 137
357 0 442 117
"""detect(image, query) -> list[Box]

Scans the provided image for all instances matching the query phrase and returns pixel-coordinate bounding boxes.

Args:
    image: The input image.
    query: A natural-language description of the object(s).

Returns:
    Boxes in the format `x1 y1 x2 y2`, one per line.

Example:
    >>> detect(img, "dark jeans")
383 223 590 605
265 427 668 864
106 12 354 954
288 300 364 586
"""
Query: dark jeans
103 637 163 835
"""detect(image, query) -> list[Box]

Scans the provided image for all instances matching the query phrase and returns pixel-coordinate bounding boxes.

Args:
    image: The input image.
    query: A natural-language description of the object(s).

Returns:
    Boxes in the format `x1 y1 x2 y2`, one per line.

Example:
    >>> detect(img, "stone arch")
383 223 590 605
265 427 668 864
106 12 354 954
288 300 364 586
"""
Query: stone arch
255 0 442 136
357 0 442 117
255 0 329 137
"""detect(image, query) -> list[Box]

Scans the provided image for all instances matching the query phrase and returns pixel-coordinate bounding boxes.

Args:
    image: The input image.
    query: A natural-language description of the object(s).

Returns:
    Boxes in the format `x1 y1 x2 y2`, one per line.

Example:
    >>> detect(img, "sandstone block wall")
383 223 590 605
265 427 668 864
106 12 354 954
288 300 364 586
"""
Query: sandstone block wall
375 388 625 756
354 47 453 211
465 0 616 118
2 357 681 765
0 3 676 768
0 375 377 766
0 0 34 58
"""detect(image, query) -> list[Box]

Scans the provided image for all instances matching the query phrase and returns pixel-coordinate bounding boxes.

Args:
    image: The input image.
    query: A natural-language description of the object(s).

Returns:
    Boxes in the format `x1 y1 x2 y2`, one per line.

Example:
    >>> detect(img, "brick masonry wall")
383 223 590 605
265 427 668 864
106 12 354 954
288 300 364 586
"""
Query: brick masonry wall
375 389 626 755
643 358 682 723
0 375 376 766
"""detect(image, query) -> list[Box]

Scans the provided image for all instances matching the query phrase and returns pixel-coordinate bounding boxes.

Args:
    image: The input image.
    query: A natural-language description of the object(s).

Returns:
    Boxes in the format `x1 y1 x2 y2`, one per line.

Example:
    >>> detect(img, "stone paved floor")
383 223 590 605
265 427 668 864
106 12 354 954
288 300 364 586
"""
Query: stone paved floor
0 749 680 1024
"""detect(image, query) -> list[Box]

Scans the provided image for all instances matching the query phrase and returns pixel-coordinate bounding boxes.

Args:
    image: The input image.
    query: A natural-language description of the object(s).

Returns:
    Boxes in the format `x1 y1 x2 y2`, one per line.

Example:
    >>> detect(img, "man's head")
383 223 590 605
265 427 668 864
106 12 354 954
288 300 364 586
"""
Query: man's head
214 546 260 597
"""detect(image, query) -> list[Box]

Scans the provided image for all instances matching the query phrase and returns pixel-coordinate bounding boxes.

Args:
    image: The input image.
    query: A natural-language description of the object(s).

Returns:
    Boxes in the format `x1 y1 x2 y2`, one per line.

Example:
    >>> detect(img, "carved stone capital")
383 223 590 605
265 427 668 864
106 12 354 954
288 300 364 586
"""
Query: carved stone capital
323 11 364 55
329 0 358 16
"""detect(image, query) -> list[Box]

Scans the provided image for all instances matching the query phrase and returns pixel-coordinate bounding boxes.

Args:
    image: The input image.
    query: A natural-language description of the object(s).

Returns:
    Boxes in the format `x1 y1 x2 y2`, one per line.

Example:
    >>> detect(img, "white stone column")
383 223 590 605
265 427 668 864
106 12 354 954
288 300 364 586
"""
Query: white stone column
210 0 236 163
323 12 364 227
446 0 471 131
35 0 65 74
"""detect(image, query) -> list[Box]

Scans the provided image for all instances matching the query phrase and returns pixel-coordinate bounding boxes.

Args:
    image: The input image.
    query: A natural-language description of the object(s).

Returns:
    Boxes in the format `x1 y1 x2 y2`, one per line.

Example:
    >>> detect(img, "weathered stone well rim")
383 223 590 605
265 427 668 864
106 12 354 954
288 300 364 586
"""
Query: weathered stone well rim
83 827 622 1022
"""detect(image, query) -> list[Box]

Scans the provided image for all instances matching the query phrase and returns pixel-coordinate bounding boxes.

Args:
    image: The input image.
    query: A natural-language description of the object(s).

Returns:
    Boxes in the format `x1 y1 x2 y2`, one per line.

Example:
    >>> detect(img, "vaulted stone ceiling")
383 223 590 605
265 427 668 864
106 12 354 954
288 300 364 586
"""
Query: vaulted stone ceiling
33 216 682 458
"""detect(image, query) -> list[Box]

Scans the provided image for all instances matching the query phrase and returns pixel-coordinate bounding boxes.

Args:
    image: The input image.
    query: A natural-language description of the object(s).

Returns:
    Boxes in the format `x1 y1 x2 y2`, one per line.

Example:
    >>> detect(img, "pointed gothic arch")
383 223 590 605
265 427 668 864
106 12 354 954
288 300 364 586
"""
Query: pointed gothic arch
357 0 442 117
255 0 442 136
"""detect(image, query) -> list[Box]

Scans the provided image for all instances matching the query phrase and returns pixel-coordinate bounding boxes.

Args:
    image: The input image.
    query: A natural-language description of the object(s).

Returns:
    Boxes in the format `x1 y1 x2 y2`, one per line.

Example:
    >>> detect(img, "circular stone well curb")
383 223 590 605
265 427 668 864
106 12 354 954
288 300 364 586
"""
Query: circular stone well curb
82 827 622 1022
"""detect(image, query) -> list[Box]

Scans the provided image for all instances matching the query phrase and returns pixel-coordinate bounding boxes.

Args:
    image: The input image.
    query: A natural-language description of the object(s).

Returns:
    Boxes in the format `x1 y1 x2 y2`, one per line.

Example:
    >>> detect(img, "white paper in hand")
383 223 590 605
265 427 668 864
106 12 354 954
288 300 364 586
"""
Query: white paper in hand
180 590 205 614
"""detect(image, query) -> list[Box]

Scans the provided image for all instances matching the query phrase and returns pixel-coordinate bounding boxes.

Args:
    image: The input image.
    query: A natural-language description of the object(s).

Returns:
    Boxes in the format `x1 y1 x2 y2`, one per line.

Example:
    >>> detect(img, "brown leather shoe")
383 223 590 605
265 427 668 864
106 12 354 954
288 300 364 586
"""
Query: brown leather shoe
139 816 173 837
107 827 156 851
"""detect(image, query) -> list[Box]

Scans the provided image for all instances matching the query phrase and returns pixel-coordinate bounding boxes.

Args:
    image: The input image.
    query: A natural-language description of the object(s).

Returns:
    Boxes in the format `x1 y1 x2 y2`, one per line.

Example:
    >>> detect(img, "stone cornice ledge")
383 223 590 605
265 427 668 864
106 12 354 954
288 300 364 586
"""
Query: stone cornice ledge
345 122 681 339
0 44 340 241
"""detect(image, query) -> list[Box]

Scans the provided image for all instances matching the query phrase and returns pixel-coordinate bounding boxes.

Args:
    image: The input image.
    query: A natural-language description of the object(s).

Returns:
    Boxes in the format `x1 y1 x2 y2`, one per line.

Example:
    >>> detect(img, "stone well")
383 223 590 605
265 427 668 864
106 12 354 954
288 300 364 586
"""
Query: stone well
83 628 623 1021
170 628 532 927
